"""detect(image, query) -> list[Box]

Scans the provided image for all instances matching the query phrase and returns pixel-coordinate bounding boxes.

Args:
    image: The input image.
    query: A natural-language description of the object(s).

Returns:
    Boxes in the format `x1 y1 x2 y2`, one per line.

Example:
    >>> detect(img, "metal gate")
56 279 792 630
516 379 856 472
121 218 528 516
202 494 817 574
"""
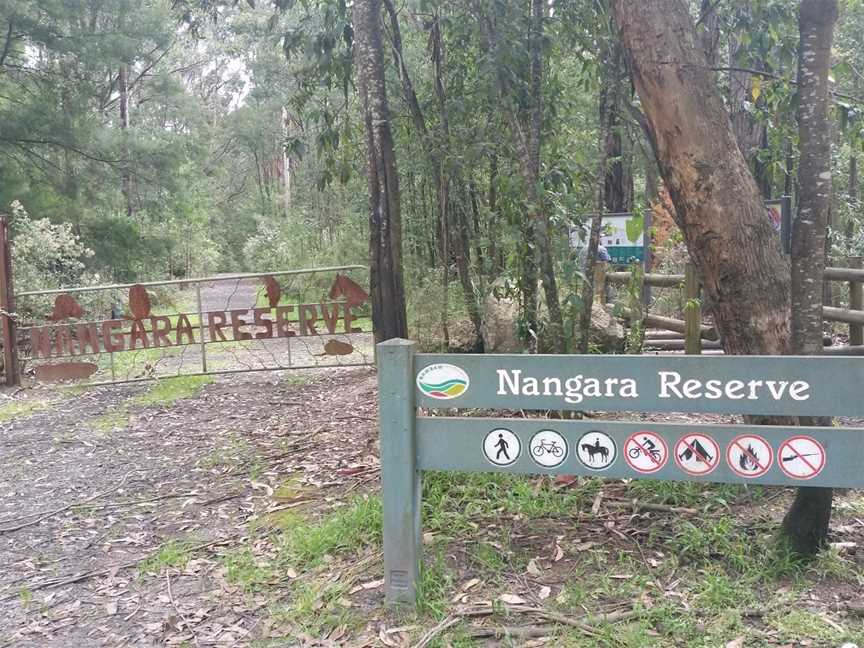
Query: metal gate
7 264 373 386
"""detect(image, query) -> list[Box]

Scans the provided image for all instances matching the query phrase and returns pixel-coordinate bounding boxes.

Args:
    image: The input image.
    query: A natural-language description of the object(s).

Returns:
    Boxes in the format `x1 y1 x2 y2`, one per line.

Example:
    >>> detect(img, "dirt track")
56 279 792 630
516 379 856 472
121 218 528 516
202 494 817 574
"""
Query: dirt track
0 367 379 647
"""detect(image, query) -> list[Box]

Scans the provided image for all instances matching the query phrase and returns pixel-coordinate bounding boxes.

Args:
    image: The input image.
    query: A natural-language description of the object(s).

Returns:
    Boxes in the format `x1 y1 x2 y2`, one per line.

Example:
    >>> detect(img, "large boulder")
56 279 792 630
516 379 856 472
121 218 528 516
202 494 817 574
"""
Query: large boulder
588 302 626 352
481 292 524 353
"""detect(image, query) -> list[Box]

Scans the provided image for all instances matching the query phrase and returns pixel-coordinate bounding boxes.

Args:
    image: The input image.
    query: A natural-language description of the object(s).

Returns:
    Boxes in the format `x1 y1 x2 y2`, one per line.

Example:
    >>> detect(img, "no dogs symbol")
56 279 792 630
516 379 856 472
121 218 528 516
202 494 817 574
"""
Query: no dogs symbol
674 434 720 476
576 431 617 471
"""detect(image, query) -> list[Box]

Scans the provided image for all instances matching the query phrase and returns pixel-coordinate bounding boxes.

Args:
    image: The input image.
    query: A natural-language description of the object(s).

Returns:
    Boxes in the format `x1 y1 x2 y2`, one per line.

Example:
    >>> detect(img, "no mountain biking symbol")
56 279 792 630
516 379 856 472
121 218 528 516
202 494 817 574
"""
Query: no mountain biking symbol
624 431 668 474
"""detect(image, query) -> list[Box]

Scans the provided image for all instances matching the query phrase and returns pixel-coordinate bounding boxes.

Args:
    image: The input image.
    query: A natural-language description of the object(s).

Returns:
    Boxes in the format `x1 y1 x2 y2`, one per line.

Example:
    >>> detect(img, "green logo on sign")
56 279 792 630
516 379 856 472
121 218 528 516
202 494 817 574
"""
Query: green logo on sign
417 364 469 399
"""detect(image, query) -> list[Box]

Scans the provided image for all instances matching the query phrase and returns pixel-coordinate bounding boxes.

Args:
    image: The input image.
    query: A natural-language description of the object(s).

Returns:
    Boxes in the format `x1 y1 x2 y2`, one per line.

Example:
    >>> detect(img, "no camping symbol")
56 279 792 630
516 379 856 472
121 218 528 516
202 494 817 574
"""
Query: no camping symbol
727 434 773 478
778 436 825 480
624 431 668 474
674 434 720 476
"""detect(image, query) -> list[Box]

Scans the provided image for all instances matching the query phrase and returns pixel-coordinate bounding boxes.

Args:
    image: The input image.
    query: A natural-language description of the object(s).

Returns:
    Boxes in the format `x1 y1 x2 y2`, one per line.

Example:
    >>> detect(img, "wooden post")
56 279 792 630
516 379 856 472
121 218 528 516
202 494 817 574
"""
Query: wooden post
594 262 607 305
684 262 702 355
0 216 18 385
849 257 863 347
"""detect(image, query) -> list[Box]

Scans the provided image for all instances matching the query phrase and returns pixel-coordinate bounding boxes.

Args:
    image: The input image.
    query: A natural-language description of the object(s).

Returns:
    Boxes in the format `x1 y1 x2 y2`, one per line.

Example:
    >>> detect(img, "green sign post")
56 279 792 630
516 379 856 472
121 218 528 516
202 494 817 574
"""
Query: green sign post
377 339 864 605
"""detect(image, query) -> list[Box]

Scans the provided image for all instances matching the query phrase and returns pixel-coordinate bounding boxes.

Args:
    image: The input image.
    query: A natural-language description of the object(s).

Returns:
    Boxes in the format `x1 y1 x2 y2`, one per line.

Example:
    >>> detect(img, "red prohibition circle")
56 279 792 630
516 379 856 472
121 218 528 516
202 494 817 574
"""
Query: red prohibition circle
623 431 669 474
674 434 720 476
777 435 825 480
726 434 773 478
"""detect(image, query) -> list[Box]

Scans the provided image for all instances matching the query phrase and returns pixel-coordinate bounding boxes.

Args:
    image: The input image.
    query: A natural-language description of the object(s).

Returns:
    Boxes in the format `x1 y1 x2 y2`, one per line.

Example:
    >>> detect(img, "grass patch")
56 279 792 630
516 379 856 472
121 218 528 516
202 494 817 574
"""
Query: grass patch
133 375 214 407
139 540 194 574
0 399 51 423
92 407 130 432
223 548 277 592
624 479 754 508
90 375 212 432
277 496 382 568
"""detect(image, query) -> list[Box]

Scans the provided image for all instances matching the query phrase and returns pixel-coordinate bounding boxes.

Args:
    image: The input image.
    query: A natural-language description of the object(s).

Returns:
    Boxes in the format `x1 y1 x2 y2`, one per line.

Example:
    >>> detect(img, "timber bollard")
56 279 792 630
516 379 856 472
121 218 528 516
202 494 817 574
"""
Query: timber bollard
684 263 702 355
850 257 863 347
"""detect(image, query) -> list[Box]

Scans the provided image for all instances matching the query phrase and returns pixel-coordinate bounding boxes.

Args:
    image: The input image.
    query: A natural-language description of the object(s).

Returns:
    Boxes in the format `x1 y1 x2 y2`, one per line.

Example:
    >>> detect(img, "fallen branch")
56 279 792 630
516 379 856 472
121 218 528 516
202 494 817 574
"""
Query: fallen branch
3 536 237 599
602 498 698 515
0 473 137 534
412 615 460 648
166 570 200 647
411 604 640 646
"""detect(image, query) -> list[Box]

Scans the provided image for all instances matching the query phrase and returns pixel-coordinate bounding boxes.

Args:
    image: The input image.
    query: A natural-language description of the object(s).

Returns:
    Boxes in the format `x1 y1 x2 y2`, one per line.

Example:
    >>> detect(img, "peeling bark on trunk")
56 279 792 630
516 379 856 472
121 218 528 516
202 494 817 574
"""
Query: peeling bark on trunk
354 0 407 344
783 0 839 556
610 0 791 358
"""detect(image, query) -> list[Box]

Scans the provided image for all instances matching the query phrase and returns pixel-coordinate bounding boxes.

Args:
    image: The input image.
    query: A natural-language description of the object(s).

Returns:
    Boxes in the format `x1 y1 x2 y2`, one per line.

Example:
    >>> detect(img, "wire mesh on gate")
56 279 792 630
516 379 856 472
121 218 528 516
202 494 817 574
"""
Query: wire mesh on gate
13 266 373 386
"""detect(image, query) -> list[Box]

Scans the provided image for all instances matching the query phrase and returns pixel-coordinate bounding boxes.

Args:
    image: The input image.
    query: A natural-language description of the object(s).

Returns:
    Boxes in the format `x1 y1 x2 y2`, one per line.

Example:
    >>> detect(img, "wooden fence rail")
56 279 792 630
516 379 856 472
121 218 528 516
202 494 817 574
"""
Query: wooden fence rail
604 262 864 355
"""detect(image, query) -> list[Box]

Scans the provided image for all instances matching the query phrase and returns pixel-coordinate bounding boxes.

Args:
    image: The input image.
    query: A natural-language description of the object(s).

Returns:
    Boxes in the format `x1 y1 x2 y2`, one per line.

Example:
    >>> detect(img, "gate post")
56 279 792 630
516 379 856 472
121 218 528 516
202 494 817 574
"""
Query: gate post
0 216 19 386
377 338 420 606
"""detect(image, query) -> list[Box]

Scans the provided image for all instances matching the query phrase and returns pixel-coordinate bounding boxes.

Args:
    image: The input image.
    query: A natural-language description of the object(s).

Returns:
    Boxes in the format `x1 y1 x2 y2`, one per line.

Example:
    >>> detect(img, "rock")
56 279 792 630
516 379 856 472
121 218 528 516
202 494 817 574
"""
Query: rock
588 302 626 353
481 292 523 353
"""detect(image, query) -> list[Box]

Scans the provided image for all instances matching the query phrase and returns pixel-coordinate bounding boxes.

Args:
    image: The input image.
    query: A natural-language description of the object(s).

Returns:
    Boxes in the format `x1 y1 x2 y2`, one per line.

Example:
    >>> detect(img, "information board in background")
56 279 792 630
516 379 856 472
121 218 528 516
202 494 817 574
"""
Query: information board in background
378 340 864 606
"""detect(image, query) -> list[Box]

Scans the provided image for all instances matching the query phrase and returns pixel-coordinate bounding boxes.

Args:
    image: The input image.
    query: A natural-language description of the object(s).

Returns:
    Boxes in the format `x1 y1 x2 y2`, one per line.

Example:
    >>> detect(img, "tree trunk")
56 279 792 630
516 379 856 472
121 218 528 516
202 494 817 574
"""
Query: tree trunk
354 0 408 344
119 64 134 218
521 0 563 352
383 1 483 350
782 0 839 556
609 0 791 359
846 154 858 246
578 72 613 354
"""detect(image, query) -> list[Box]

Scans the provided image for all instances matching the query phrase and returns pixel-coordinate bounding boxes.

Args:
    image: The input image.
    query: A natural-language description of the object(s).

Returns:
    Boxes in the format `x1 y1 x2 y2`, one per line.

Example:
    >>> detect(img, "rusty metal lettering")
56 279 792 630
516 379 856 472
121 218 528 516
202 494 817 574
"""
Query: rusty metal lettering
30 326 53 358
344 304 362 333
150 316 173 347
129 284 152 320
299 304 318 336
320 302 340 335
230 309 253 341
102 320 125 352
54 326 75 357
263 276 282 308
75 324 101 355
275 306 296 337
175 314 195 345
35 362 98 383
48 294 84 321
129 320 150 349
252 308 274 339
208 312 228 342
323 339 354 355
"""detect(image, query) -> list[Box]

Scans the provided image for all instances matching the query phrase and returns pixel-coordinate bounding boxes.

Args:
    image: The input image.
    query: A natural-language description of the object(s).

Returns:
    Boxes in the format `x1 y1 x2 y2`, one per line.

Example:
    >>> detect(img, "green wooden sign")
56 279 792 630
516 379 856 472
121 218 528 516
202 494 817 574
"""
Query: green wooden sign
377 340 864 606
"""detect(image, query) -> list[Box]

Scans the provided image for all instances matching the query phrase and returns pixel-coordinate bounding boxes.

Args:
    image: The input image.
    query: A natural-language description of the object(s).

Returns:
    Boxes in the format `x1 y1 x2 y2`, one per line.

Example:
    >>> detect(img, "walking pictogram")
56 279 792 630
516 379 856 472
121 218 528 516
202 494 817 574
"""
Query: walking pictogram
726 434 773 478
576 431 617 471
778 436 825 480
529 430 568 469
624 431 668 474
483 428 521 467
674 433 720 476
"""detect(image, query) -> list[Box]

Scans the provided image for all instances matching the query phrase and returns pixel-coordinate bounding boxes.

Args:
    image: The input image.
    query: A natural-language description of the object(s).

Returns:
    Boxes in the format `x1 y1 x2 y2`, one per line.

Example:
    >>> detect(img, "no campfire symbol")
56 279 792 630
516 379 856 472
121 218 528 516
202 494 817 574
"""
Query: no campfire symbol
576 431 617 471
674 433 720 476
623 431 668 474
778 436 825 480
726 434 773 478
